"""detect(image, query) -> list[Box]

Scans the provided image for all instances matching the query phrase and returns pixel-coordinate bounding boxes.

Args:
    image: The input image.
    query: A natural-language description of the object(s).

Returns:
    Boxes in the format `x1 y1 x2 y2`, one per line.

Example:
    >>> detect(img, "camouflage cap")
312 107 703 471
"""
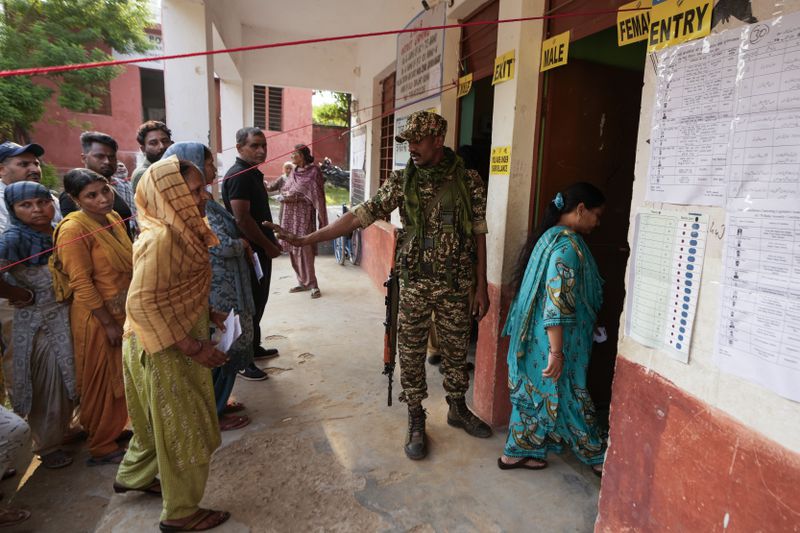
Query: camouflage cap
394 111 447 143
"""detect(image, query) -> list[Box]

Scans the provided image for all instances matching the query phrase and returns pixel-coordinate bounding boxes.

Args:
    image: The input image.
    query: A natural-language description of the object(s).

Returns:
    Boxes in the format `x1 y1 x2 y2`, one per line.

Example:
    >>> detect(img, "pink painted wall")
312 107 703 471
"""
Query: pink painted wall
256 87 313 179
30 65 144 178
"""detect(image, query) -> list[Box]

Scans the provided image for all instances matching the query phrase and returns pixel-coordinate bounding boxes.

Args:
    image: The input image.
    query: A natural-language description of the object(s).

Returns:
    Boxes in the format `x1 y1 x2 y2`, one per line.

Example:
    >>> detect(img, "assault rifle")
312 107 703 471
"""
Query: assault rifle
382 268 399 406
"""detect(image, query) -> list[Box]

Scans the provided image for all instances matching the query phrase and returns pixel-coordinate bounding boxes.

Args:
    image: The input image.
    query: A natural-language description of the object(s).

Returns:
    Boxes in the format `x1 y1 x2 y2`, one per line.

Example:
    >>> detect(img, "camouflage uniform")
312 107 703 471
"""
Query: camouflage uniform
351 112 488 407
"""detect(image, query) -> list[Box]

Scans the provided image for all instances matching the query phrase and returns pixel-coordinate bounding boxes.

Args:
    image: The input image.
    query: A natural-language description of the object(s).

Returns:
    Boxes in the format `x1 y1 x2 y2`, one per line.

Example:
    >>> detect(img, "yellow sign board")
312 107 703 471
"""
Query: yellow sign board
647 0 712 52
540 31 570 72
490 146 511 175
492 50 515 85
617 0 652 46
457 73 473 98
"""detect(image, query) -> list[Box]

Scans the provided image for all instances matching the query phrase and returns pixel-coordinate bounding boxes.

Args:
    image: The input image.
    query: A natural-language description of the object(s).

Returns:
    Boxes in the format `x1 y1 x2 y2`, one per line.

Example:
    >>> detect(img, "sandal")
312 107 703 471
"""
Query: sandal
159 508 231 532
592 464 603 478
223 401 245 414
40 450 72 469
219 414 250 432
497 457 548 470
289 285 310 293
310 288 321 299
0 507 30 527
113 479 162 496
86 448 125 467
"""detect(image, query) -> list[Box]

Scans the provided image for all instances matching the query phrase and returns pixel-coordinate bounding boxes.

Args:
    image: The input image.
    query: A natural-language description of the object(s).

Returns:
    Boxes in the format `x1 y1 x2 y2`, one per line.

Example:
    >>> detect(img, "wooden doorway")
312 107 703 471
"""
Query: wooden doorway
534 26 647 419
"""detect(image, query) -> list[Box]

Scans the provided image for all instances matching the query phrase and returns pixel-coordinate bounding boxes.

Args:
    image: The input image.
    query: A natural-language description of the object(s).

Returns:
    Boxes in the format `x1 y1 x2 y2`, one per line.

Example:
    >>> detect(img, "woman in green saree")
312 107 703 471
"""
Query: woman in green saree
499 182 606 476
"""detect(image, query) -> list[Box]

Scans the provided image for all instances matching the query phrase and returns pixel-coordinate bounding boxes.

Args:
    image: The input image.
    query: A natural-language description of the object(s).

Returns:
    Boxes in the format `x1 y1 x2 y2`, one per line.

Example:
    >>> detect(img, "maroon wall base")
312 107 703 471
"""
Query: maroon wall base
598 357 800 532
473 281 513 427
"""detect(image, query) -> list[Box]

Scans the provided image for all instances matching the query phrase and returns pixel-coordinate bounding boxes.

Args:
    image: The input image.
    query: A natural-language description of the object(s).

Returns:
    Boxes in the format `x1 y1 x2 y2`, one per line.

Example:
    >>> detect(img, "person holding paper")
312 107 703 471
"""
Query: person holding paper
116 156 230 531
164 142 257 425
498 182 607 477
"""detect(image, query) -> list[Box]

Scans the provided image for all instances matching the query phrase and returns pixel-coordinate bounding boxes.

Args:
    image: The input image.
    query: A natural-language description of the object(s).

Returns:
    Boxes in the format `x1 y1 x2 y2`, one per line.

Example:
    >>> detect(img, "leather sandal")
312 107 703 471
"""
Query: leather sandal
159 508 231 532
289 285 310 293
113 479 162 496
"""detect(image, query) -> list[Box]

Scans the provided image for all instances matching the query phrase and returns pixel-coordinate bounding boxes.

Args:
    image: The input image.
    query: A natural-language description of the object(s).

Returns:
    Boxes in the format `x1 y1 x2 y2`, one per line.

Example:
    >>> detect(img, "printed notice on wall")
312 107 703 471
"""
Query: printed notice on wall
647 12 800 206
726 14 800 204
646 27 742 206
540 31 569 72
490 146 511 175
714 200 800 402
457 73 473 98
395 2 445 107
625 208 708 363
492 50 516 85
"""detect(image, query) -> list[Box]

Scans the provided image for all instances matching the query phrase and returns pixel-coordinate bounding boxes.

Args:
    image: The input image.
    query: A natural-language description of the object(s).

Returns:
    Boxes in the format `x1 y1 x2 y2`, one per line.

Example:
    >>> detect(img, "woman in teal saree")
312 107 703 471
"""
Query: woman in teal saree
499 182 606 476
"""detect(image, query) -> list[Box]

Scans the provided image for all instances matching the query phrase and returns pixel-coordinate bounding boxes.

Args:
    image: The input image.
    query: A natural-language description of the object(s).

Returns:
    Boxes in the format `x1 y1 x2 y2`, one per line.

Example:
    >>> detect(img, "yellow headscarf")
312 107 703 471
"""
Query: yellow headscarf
125 155 220 354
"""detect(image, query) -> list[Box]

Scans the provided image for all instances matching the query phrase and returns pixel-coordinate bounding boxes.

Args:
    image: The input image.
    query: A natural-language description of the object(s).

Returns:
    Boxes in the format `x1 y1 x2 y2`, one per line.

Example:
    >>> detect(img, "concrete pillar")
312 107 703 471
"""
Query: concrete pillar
473 0 546 426
162 0 217 148
218 76 244 171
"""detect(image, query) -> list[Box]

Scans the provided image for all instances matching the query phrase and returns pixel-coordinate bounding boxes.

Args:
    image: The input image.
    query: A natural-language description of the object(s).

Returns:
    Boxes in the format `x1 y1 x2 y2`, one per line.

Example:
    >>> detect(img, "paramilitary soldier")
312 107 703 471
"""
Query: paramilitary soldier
269 111 492 459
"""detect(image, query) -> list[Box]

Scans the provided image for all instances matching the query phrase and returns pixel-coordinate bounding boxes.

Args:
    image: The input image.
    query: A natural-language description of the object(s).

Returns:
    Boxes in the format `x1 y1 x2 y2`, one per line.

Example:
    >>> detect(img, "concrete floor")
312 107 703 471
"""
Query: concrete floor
6 255 600 532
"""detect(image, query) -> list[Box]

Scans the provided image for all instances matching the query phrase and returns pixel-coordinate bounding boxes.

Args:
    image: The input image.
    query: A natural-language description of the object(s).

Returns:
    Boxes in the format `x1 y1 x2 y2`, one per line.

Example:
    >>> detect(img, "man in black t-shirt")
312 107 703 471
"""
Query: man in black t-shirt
222 127 283 381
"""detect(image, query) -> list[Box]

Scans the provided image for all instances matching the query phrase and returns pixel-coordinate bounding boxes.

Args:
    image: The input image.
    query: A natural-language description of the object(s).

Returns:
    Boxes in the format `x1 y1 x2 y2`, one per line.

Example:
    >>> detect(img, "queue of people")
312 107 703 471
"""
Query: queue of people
0 110 610 530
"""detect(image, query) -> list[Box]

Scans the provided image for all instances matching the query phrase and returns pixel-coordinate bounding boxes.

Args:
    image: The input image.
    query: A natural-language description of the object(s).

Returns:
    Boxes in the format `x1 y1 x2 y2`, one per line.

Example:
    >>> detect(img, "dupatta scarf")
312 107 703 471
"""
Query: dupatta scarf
125 155 219 354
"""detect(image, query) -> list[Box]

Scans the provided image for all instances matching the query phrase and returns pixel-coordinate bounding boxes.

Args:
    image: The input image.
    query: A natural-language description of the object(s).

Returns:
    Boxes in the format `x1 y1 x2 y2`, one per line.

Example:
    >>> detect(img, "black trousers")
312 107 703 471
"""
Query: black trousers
251 249 272 350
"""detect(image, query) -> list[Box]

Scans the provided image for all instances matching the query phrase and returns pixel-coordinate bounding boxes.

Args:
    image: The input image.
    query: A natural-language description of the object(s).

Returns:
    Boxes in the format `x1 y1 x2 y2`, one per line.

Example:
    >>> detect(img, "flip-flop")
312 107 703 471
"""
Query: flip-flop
113 479 162 496
289 285 310 293
310 288 321 299
219 414 250 432
159 509 231 532
0 507 30 527
86 448 126 467
223 401 245 414
592 464 603 478
40 450 72 469
497 457 548 470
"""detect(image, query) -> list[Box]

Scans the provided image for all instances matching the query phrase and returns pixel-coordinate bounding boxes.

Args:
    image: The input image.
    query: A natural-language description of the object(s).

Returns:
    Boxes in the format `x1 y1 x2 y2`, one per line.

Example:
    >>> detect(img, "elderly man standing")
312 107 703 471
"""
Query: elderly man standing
59 131 134 239
271 111 492 460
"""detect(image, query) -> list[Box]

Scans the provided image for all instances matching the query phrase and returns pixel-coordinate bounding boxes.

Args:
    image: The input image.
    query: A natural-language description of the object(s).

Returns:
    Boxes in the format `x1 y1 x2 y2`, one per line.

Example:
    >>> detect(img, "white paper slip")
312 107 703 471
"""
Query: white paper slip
216 309 242 354
253 252 264 281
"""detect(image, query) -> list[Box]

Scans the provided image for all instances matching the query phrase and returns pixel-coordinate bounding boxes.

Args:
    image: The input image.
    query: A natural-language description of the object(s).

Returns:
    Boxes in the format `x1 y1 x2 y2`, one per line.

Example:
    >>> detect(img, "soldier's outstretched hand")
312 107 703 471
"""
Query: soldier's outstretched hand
263 221 302 246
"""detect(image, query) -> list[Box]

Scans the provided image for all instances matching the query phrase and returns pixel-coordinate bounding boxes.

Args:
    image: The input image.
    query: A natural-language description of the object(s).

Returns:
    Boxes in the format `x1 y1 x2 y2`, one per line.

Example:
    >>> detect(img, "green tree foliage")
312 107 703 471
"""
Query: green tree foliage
0 0 153 141
312 91 351 127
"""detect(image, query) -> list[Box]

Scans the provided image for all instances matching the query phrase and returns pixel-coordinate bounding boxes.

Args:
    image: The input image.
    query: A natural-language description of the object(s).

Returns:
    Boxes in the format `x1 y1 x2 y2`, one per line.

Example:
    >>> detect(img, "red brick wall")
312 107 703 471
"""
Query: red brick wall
597 357 800 532
256 87 313 179
312 124 349 169
30 65 144 177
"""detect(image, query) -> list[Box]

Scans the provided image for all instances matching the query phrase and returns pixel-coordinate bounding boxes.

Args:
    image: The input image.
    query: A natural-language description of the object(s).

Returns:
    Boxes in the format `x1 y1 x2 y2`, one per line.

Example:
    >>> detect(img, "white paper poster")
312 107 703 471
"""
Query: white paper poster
626 208 709 363
727 15 800 203
392 4 445 170
647 12 800 206
646 30 742 206
714 200 800 402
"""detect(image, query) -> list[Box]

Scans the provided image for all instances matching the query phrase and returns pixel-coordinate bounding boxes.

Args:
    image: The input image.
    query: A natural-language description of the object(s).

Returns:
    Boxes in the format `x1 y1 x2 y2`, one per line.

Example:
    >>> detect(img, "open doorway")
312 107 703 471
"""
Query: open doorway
534 26 647 426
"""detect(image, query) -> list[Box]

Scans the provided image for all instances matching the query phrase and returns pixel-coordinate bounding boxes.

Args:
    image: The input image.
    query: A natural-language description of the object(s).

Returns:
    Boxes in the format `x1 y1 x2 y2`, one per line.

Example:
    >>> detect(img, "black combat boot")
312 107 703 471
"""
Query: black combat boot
447 397 492 438
404 405 427 460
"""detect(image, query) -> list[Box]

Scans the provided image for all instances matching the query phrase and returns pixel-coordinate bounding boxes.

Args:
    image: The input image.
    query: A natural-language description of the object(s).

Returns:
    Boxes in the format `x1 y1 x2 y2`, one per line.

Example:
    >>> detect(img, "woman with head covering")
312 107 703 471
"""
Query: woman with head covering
0 181 76 469
162 142 253 431
50 169 133 466
280 144 328 299
114 155 230 531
